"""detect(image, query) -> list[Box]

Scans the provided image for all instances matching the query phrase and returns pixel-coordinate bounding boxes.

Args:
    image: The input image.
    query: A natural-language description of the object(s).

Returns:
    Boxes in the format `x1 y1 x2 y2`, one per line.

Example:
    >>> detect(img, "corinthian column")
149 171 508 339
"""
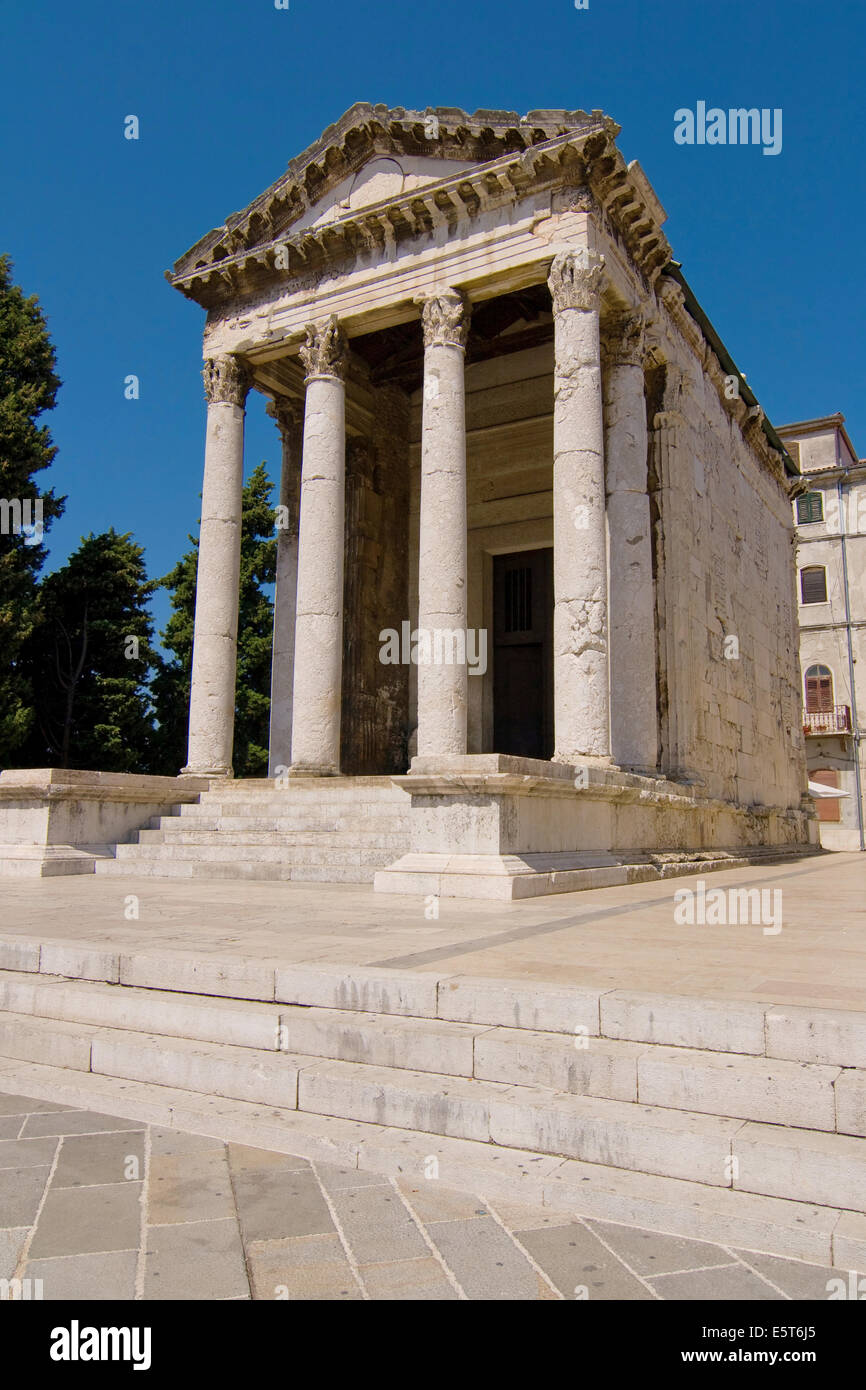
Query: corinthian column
267 396 303 776
289 316 347 775
416 288 470 758
548 248 610 764
604 313 658 772
183 354 251 777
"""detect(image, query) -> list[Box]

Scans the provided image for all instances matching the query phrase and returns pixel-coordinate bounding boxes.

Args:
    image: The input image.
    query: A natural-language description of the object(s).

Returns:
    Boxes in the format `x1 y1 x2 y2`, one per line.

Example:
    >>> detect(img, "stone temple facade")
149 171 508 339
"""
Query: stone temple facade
1 103 814 896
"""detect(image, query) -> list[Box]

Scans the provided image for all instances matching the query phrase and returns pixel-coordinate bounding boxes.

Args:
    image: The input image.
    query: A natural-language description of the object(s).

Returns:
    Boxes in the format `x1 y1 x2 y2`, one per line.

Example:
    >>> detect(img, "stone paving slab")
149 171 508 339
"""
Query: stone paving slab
0 1089 858 1301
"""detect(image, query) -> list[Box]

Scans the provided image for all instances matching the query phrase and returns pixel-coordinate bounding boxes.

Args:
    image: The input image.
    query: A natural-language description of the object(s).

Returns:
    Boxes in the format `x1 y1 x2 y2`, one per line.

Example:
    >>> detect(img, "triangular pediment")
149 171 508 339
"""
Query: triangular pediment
170 103 618 291
295 153 483 232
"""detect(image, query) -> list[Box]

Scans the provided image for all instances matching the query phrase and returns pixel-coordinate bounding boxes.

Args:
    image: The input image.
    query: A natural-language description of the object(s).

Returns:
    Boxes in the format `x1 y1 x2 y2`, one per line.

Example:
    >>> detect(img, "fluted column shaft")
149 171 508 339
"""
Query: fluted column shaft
416 289 471 757
549 249 610 762
267 397 303 776
289 317 347 775
183 355 250 777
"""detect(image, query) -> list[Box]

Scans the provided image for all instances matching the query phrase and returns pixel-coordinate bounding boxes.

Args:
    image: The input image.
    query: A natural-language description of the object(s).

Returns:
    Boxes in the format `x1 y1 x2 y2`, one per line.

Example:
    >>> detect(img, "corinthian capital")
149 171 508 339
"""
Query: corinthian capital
299 315 347 381
202 355 252 407
421 288 471 350
603 310 647 369
266 395 303 440
548 248 606 314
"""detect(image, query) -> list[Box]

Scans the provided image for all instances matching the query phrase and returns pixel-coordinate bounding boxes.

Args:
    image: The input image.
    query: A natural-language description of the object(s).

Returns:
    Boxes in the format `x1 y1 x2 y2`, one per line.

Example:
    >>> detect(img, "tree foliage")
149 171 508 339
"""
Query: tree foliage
0 254 64 760
20 530 157 771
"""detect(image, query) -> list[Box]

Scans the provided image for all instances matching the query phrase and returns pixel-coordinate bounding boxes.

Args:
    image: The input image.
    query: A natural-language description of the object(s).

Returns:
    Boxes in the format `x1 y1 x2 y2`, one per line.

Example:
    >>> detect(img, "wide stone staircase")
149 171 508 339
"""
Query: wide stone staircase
0 938 863 1270
93 777 412 883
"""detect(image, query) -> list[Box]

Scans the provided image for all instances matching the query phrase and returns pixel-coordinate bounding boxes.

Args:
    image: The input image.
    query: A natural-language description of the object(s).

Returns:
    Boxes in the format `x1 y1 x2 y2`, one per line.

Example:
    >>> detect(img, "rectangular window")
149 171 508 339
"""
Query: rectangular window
797 491 824 524
813 769 842 823
800 567 828 604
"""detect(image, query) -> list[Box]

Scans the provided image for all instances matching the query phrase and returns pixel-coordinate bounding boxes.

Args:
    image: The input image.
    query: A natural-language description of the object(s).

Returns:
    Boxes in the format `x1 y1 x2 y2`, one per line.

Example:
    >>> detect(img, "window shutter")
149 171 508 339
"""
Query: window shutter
801 567 828 604
813 769 842 823
797 492 824 524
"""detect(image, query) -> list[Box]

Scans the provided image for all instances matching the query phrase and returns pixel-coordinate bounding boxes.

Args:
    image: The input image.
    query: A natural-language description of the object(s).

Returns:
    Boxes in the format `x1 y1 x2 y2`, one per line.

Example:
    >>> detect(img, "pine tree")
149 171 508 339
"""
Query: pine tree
20 530 157 771
152 463 276 776
0 254 64 761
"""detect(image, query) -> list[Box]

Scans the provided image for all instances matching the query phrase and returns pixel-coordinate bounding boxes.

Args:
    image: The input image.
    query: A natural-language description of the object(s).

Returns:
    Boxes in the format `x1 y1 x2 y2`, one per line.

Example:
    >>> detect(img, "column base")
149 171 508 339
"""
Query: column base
179 765 233 780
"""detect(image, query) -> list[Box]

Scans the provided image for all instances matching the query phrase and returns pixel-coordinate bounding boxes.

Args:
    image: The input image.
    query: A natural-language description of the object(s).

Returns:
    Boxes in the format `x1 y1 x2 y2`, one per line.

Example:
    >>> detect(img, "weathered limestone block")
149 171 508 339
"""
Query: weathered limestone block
0 769 208 877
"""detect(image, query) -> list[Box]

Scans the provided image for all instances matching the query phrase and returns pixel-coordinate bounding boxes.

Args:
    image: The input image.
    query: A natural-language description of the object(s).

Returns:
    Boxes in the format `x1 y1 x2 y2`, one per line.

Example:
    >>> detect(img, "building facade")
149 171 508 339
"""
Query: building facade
163 104 815 898
780 414 866 852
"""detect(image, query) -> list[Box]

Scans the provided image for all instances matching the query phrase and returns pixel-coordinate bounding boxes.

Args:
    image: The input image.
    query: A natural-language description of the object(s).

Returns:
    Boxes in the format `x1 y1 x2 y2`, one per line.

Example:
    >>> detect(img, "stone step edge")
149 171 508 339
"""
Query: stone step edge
1 934 863 1068
0 970 861 1137
1 1009 864 1203
0 1053 861 1273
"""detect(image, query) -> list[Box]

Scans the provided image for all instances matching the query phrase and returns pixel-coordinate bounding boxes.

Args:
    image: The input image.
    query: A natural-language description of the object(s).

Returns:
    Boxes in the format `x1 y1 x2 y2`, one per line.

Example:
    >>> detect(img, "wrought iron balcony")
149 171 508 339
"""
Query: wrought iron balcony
803 705 852 736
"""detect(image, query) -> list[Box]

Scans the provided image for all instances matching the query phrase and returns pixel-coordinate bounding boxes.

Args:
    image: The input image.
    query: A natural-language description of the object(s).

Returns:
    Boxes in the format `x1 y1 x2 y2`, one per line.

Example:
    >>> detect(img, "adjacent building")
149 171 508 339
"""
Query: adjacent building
780 414 866 851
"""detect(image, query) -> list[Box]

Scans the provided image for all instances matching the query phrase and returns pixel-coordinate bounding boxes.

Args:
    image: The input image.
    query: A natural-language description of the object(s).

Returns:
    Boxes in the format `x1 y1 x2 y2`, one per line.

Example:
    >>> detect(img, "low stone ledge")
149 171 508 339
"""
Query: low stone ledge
0 768 210 877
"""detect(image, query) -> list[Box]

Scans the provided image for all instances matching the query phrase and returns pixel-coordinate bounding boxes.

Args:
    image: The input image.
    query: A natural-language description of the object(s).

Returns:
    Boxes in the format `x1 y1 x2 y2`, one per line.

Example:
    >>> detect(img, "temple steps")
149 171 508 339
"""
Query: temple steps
93 776 412 882
0 948 864 1267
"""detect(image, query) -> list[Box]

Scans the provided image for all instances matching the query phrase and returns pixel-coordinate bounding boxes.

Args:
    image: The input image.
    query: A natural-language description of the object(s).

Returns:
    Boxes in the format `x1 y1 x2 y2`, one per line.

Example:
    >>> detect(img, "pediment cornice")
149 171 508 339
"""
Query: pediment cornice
168 103 672 311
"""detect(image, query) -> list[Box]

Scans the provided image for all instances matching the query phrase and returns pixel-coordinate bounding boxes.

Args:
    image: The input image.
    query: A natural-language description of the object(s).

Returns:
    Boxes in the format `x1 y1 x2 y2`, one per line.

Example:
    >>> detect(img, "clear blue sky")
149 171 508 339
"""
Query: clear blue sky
1 0 863 637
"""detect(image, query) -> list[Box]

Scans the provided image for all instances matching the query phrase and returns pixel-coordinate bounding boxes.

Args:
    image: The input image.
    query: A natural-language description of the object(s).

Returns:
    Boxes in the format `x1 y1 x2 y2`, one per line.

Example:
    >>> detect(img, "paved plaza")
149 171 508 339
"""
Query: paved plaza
0 1089 850 1301
1 851 863 1011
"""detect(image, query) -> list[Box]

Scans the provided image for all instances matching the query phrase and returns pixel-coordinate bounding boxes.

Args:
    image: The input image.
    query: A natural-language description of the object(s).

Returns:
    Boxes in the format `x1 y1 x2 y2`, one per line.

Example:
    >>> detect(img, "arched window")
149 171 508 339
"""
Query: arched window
804 664 834 713
800 566 828 604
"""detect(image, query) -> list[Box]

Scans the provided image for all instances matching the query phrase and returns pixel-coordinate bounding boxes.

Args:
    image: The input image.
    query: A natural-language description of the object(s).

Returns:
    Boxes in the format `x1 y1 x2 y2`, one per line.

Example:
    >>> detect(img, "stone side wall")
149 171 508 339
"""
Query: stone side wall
649 351 806 811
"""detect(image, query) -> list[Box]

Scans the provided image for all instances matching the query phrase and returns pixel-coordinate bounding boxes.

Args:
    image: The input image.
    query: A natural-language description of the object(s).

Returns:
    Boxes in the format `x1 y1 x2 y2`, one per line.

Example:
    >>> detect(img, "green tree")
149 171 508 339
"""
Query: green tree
152 463 276 776
20 530 157 771
0 254 64 761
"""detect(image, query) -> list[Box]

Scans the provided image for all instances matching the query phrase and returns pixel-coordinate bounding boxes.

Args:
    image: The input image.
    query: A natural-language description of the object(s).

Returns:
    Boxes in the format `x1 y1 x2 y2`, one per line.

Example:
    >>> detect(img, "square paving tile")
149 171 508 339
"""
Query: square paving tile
232 1167 334 1243
516 1222 655 1300
0 1136 59 1170
0 1094 71 1117
734 1250 842 1300
396 1180 490 1224
25 1250 138 1300
0 1227 28 1279
326 1185 429 1264
314 1162 388 1193
227 1143 311 1175
28 1182 142 1258
587 1220 738 1277
21 1110 146 1138
148 1128 226 1157
53 1131 145 1189
144 1219 248 1300
360 1256 459 1300
147 1151 234 1225
0 1117 24 1140
247 1233 361 1300
0 1166 51 1228
427 1216 560 1300
649 1263 784 1300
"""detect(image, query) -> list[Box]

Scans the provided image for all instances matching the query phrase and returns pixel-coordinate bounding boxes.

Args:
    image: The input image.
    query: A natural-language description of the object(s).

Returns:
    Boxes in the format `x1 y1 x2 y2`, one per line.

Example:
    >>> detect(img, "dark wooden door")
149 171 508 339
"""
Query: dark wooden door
493 548 553 759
